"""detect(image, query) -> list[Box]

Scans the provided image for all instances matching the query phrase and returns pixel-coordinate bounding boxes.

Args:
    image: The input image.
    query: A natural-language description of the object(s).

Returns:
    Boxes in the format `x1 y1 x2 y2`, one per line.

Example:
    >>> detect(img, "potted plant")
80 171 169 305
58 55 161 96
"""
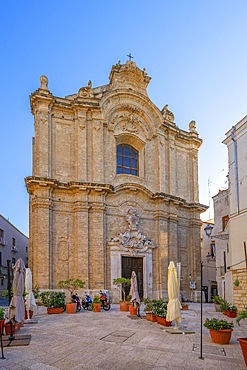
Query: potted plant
33 284 43 306
226 304 237 318
0 307 5 335
143 298 157 322
40 291 66 314
2 288 13 300
126 294 132 303
236 308 247 366
58 278 85 314
153 300 172 327
220 300 230 315
204 317 234 344
210 295 225 312
4 321 18 336
92 295 101 312
113 277 131 311
1 297 20 334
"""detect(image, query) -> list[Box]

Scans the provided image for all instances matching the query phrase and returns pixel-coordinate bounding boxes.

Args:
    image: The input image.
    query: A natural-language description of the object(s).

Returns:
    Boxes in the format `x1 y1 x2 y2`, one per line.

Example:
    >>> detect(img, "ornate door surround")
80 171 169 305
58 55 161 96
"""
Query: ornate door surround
109 208 155 302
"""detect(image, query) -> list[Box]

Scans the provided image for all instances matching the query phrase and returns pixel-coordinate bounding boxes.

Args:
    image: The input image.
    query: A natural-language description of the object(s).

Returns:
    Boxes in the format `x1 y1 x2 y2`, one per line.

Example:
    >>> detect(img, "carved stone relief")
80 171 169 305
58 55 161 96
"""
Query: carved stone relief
161 104 175 123
36 111 48 125
111 208 155 256
189 120 197 133
78 80 94 98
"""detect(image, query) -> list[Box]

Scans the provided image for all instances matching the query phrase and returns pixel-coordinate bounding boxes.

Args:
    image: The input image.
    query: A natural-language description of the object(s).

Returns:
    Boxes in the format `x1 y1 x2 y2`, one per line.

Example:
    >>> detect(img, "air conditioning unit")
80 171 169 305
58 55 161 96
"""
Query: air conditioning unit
0 237 7 246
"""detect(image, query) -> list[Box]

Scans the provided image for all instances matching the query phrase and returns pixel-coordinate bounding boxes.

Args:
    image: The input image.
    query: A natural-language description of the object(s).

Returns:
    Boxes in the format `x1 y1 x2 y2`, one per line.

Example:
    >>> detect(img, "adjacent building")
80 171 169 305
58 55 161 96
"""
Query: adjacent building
25 60 207 301
0 214 29 295
222 118 247 310
201 220 217 302
212 189 229 301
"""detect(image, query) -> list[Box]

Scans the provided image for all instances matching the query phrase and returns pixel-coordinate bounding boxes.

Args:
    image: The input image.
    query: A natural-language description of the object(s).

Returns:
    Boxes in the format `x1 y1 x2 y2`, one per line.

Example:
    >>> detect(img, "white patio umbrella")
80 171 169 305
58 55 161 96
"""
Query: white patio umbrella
25 268 37 320
7 258 26 323
166 261 182 329
129 271 140 309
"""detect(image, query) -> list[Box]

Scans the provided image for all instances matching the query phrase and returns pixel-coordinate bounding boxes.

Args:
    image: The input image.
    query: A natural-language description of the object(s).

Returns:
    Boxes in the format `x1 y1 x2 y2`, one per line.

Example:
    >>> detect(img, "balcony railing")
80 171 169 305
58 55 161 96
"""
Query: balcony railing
0 237 7 246
11 245 19 253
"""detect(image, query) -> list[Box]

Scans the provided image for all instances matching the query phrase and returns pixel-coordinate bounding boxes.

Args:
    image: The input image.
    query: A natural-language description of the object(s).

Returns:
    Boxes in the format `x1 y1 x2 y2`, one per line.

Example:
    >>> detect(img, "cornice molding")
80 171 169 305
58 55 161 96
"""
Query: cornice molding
25 177 114 193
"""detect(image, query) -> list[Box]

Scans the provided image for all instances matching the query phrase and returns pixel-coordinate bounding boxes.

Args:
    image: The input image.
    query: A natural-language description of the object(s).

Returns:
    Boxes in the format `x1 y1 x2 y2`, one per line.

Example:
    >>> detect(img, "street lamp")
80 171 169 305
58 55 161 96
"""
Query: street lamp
204 224 213 237
199 224 214 360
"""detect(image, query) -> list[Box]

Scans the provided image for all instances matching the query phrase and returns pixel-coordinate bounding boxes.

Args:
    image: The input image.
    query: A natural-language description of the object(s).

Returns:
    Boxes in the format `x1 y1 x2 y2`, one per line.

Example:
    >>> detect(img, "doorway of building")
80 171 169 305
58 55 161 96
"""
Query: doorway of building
211 284 218 299
202 286 208 302
121 256 143 299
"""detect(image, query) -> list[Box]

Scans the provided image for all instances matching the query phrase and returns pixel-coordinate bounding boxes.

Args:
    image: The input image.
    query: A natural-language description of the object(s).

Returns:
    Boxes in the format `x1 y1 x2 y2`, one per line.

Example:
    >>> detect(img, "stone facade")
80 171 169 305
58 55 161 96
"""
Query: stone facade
25 61 207 301
0 214 29 294
222 118 247 310
212 189 230 301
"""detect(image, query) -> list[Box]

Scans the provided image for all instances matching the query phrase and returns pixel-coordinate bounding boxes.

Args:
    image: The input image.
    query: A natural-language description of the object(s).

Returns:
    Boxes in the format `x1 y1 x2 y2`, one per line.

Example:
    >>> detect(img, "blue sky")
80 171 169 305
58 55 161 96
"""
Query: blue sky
1 1 247 236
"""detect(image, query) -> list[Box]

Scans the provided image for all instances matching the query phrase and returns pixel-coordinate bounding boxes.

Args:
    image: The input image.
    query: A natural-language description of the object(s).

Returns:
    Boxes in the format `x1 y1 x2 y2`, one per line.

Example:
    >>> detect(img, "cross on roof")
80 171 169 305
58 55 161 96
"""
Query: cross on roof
127 53 134 61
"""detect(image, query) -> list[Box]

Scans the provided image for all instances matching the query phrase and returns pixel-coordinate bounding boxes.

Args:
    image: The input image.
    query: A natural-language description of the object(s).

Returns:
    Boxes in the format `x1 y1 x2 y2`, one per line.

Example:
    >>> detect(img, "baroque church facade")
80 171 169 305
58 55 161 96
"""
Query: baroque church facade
25 60 207 301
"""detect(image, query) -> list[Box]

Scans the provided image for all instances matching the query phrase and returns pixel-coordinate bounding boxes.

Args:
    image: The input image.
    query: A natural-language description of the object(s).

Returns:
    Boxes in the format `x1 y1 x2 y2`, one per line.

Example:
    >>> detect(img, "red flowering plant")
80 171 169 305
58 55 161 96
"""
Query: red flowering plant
204 317 234 331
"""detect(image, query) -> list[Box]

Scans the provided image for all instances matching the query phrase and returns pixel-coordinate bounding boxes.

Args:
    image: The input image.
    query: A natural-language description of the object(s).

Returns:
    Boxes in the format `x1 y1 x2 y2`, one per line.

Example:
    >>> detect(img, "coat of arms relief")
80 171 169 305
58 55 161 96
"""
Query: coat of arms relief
111 208 155 255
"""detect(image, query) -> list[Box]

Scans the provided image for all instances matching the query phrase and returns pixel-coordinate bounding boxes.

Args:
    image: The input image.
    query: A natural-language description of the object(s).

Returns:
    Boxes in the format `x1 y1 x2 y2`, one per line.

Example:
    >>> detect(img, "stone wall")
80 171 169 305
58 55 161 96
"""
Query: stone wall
232 268 247 310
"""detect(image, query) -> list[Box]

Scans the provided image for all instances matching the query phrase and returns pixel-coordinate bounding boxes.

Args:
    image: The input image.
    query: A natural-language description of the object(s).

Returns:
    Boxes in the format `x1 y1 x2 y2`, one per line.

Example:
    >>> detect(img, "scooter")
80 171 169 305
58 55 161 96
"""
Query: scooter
100 290 111 311
81 293 92 310
71 293 81 312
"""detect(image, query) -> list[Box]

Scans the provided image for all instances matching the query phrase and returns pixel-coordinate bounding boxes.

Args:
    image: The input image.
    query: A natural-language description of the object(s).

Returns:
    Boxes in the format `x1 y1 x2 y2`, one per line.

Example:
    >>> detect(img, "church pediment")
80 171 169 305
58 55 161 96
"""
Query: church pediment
109 61 151 95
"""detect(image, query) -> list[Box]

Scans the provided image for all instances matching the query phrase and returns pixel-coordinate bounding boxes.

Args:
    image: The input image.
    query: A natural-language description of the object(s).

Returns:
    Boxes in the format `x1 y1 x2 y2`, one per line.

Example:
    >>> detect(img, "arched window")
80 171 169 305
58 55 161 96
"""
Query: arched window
116 144 138 176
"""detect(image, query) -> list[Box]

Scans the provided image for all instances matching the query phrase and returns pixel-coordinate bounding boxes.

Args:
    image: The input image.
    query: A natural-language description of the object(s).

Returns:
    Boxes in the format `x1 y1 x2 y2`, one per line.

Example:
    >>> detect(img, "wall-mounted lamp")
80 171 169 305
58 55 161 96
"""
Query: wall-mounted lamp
204 224 213 237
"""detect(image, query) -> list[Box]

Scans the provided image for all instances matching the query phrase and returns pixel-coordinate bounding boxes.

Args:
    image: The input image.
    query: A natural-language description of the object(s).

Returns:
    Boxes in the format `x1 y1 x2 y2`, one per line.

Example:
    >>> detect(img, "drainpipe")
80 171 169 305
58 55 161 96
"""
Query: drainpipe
230 126 239 214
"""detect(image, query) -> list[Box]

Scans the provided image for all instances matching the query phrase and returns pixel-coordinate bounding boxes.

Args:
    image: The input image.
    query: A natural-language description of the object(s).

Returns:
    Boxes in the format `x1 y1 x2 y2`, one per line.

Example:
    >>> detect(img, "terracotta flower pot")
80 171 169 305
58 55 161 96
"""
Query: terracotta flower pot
93 303 101 312
226 310 237 318
146 313 157 322
25 309 34 319
129 305 138 315
209 329 232 344
156 316 172 326
47 307 63 314
237 338 247 366
66 303 77 314
120 301 129 311
181 304 188 310
4 323 17 336
0 319 4 335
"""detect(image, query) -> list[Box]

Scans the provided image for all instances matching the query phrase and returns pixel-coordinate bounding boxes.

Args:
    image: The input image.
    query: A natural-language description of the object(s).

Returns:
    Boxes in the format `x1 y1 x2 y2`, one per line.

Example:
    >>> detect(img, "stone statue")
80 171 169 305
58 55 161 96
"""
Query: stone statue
161 104 175 122
126 208 139 231
40 75 48 90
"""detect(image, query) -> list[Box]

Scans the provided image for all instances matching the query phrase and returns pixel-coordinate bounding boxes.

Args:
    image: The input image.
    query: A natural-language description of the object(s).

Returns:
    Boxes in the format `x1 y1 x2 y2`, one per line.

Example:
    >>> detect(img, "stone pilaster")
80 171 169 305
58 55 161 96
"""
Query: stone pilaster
154 211 169 298
73 202 90 286
31 196 52 288
89 202 106 289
